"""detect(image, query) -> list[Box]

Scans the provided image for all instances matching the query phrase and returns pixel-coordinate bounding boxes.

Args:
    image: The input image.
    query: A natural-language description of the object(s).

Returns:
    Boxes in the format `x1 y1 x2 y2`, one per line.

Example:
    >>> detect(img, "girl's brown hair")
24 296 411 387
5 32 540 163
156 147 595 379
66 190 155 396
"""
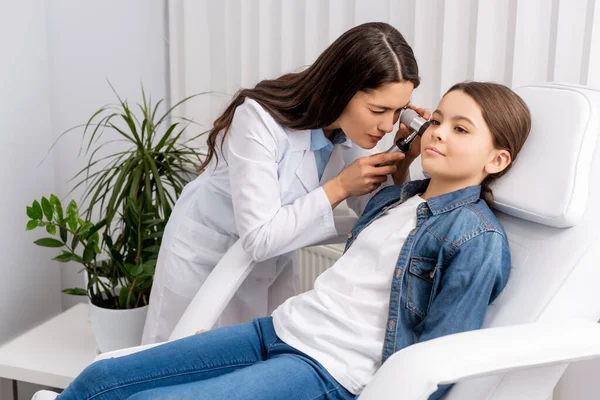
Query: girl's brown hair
199 22 420 171
445 82 531 207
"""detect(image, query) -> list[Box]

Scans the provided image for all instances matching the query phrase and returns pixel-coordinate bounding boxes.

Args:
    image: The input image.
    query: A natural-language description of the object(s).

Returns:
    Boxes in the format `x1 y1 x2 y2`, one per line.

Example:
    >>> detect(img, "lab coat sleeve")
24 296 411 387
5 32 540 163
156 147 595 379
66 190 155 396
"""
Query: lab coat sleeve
226 101 338 262
415 231 510 400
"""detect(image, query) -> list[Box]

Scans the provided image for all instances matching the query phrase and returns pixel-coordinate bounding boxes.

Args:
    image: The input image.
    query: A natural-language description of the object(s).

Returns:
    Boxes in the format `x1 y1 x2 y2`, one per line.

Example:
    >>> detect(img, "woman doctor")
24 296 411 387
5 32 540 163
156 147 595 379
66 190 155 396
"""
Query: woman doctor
142 22 427 343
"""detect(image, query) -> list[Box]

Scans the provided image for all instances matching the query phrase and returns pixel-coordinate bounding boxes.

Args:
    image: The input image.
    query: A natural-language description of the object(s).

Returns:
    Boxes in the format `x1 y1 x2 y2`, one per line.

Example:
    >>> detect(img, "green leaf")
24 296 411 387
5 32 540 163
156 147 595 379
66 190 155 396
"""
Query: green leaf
46 224 57 235
83 244 95 264
84 219 107 240
31 201 43 220
123 263 135 275
139 259 156 277
142 245 161 254
132 264 144 276
155 122 179 151
66 200 78 232
59 227 68 243
71 236 79 251
141 218 163 227
119 287 130 308
41 197 53 221
144 231 163 240
34 238 64 248
62 288 87 296
26 220 38 231
145 155 171 217
78 221 94 239
26 206 36 220
50 194 64 222
53 252 74 263
105 158 136 224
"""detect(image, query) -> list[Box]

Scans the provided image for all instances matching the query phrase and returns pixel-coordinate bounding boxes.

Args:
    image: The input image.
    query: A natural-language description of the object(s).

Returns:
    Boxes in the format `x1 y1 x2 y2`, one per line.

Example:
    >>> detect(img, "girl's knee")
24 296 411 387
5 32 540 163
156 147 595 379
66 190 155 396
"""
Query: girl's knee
59 359 115 399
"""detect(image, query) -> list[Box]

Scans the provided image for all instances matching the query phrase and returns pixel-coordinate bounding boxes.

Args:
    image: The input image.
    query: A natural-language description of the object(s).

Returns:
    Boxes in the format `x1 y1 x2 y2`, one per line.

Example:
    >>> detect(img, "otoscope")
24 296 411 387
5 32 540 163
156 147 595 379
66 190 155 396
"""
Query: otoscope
385 108 430 154
377 109 431 166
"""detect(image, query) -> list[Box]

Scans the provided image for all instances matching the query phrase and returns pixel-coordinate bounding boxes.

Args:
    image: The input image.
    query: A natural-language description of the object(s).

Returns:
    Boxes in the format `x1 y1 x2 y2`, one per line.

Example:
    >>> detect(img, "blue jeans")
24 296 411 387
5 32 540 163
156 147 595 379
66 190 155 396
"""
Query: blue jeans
58 317 354 400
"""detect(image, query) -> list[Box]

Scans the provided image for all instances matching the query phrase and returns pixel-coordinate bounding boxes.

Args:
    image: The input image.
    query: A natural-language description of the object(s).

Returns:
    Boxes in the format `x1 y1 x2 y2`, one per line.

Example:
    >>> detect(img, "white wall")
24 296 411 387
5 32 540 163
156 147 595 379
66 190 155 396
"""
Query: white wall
0 1 168 398
0 0 61 398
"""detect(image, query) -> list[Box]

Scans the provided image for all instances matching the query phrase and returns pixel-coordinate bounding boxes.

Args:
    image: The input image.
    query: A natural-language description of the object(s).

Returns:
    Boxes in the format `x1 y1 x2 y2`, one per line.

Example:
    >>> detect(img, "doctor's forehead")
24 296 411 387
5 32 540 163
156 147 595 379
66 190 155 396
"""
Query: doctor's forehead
362 81 414 110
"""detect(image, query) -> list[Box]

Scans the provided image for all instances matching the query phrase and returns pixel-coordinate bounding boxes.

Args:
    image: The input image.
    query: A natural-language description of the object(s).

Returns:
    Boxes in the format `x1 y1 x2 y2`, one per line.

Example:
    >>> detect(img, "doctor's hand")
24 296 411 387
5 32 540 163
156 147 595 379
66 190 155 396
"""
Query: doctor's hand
323 152 405 208
395 104 431 160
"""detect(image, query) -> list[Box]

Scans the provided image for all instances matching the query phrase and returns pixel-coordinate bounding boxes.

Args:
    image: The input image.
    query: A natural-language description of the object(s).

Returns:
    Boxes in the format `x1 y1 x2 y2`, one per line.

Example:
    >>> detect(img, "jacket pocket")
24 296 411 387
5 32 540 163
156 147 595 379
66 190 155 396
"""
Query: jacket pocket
406 257 437 318
168 216 235 265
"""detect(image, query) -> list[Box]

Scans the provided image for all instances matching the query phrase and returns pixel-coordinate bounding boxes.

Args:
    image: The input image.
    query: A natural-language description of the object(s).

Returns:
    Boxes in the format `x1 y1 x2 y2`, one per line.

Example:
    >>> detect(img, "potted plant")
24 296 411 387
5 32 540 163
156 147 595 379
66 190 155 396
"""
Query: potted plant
26 85 206 352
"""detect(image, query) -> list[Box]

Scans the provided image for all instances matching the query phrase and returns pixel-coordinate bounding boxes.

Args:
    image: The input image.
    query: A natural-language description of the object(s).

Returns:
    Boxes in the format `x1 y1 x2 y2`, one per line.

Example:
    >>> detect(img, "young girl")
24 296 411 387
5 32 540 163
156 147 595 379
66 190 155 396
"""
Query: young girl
51 82 531 400
142 22 425 343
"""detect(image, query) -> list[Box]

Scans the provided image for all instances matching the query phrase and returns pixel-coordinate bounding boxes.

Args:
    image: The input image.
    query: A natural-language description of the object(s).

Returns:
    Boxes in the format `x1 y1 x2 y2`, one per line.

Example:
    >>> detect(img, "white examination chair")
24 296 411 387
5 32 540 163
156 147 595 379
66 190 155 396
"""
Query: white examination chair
34 82 600 399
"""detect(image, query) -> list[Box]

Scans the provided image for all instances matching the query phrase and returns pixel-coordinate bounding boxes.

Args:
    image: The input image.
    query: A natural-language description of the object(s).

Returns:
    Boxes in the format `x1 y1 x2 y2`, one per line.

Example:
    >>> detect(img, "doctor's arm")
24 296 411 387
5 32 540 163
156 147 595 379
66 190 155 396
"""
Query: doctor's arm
227 103 401 262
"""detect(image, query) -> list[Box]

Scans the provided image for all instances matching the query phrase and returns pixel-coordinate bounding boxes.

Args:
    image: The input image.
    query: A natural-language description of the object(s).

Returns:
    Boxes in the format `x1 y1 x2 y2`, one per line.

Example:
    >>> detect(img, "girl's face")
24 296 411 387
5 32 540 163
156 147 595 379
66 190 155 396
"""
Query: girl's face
421 90 511 187
330 81 414 149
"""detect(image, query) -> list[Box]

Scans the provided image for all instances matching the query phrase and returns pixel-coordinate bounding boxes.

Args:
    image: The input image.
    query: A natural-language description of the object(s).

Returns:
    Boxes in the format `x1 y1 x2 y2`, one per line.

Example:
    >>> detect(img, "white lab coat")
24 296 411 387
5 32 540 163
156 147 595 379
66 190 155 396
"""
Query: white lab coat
141 98 388 344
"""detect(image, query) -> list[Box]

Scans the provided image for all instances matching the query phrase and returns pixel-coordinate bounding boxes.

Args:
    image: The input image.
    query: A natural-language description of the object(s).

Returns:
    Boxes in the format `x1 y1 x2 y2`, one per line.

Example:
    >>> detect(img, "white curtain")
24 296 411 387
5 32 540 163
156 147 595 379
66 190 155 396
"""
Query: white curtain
168 0 600 149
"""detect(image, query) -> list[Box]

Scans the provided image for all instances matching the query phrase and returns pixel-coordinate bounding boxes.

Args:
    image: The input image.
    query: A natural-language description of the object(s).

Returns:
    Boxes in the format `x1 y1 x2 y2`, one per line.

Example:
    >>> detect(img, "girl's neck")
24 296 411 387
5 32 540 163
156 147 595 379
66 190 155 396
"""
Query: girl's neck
421 177 482 200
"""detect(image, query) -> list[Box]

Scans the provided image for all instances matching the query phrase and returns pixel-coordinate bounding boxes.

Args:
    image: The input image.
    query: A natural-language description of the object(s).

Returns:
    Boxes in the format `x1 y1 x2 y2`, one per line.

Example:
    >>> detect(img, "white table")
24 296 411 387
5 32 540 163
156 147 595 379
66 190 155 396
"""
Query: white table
0 304 97 399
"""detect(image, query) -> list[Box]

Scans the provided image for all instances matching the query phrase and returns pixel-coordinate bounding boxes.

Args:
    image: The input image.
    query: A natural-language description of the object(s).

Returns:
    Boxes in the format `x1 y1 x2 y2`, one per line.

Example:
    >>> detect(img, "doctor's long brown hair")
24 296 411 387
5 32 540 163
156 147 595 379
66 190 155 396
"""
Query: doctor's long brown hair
198 22 420 171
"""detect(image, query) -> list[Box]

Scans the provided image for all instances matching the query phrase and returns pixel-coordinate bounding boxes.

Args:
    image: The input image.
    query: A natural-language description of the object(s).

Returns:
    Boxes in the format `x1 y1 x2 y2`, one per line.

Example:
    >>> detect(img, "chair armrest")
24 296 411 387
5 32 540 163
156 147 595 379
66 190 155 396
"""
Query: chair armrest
94 342 164 362
169 240 256 341
359 319 600 400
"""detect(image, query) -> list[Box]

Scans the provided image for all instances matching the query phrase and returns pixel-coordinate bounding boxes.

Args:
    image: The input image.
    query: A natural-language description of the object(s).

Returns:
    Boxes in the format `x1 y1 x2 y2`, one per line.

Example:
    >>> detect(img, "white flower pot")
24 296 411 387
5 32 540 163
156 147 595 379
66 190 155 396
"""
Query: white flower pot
88 302 148 353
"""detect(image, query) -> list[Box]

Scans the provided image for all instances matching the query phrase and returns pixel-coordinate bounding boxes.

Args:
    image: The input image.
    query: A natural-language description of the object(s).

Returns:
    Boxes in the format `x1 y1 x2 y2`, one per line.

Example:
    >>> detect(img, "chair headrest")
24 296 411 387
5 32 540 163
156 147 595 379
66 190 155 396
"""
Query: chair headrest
493 83 600 228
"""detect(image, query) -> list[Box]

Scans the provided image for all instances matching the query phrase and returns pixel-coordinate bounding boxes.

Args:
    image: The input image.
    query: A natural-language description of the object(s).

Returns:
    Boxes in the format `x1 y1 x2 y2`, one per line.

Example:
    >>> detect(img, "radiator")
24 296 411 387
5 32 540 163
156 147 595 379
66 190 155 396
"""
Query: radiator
298 244 343 293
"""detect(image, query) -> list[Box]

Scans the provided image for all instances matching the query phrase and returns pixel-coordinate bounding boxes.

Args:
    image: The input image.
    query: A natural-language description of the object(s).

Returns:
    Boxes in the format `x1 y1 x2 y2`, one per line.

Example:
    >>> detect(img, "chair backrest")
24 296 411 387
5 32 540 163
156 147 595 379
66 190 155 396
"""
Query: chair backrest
445 83 600 399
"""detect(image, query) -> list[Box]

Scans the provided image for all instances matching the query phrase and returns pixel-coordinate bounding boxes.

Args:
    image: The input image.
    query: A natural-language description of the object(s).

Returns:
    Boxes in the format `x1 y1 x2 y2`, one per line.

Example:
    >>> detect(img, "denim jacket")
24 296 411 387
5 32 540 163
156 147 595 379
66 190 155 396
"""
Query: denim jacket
346 179 511 399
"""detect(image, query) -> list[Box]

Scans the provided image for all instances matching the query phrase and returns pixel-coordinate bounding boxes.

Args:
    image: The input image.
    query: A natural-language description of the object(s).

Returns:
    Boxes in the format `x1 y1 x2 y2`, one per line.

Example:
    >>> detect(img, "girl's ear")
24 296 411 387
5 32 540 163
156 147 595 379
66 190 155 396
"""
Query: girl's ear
484 149 511 175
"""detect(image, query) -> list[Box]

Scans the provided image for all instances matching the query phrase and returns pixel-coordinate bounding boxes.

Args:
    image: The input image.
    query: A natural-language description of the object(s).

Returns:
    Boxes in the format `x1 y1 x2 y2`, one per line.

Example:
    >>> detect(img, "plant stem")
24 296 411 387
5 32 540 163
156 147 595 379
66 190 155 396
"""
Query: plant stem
125 277 136 309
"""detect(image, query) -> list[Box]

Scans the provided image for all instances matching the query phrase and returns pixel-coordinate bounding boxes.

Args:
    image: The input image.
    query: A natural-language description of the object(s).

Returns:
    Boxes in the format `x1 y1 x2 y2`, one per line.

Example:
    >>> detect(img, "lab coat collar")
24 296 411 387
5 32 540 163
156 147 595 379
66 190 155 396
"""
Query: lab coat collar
289 129 312 152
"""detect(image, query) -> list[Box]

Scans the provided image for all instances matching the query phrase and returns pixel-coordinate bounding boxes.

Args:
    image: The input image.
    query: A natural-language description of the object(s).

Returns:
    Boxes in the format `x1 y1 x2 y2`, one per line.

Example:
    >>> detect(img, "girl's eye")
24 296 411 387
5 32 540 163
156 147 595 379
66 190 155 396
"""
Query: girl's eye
455 126 468 133
430 119 441 126
370 109 385 114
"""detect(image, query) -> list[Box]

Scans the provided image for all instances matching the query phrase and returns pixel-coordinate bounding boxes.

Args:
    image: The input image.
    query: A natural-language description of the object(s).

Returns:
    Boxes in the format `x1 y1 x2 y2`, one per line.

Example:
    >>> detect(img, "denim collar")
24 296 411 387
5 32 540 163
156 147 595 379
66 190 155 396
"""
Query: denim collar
400 179 482 216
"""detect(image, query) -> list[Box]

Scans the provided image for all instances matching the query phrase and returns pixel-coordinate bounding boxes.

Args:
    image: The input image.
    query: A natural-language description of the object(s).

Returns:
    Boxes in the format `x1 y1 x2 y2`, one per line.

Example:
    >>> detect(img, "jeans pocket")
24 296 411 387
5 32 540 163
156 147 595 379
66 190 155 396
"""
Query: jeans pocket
406 257 437 318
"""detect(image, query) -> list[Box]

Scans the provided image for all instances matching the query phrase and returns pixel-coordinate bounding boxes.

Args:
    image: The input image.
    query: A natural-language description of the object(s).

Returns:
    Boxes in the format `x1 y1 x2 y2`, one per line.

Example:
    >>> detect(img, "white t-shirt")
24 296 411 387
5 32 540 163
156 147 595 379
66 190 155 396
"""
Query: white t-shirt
272 195 425 394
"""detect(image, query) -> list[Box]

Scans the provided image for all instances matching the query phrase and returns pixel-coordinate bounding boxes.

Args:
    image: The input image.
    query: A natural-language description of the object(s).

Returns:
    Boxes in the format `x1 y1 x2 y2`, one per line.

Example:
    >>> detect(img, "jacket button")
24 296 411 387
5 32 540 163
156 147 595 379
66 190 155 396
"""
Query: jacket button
347 233 353 238
388 320 396 331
